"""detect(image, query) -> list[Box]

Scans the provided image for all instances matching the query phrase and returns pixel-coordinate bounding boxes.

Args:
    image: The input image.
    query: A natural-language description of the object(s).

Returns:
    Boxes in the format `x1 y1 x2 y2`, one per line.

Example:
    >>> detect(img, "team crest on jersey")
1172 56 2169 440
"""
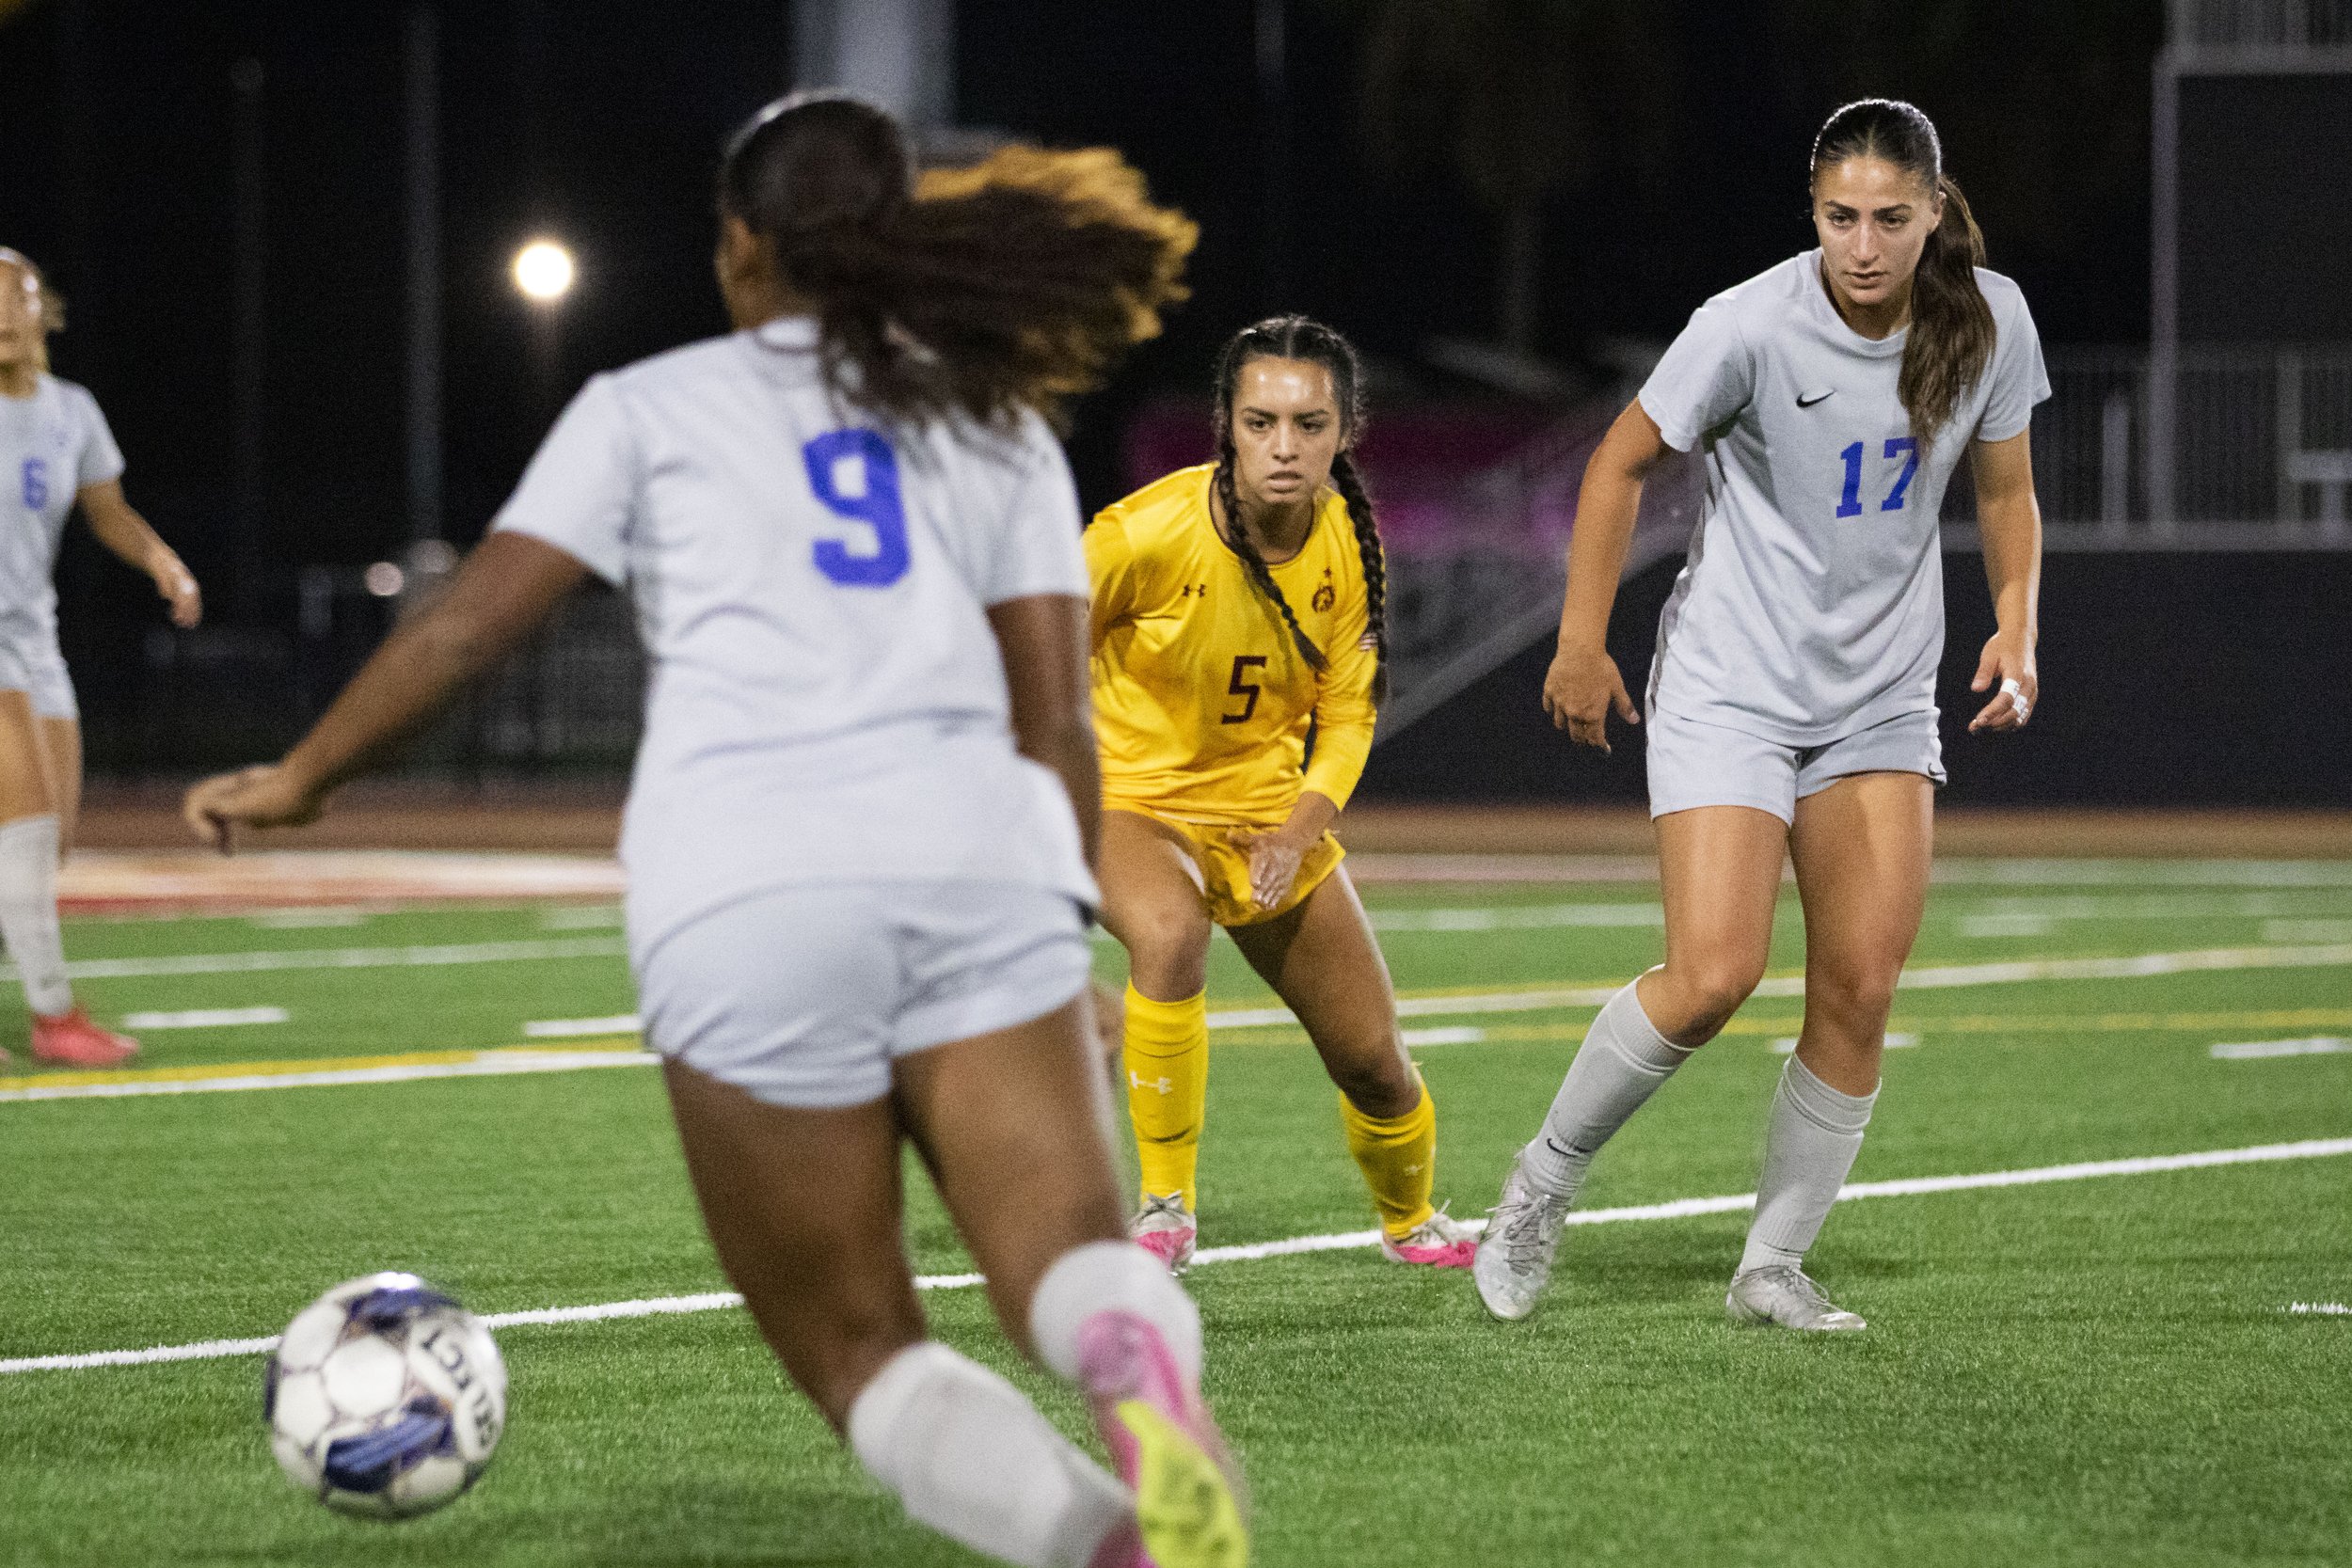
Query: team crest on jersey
1311 572 1335 612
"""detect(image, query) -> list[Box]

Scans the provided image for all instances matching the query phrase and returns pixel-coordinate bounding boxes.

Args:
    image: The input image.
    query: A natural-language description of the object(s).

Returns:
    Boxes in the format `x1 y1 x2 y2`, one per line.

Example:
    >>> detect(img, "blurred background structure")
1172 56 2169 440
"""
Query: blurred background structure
0 0 2344 812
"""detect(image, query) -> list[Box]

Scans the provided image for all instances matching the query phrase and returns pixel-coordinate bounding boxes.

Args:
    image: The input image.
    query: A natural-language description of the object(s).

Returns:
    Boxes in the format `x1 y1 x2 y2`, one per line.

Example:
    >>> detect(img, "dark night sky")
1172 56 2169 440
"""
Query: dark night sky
0 1 2161 620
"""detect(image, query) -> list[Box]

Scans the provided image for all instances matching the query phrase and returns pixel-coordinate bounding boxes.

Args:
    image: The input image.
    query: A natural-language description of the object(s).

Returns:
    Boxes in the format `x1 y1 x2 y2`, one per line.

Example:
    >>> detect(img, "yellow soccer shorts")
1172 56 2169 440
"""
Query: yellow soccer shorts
1110 803 1346 927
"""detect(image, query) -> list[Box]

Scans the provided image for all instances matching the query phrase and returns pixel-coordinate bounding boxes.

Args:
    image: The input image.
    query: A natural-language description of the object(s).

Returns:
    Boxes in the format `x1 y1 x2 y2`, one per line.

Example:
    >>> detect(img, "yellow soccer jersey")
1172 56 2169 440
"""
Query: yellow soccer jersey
1087 464 1379 824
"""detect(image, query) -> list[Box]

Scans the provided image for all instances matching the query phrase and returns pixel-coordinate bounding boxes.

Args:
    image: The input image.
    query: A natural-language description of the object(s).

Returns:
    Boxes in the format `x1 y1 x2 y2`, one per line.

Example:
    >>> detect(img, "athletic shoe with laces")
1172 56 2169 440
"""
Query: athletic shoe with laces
1472 1146 1573 1321
1378 1204 1478 1268
29 1007 138 1069
1724 1264 1867 1332
1131 1192 1198 1275
1075 1309 1249 1568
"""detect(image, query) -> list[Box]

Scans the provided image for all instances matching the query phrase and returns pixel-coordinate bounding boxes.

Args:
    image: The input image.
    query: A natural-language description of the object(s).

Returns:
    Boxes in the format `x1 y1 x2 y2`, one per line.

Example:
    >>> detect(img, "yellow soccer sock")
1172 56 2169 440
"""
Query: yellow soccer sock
1340 1069 1438 1239
1122 984 1208 1211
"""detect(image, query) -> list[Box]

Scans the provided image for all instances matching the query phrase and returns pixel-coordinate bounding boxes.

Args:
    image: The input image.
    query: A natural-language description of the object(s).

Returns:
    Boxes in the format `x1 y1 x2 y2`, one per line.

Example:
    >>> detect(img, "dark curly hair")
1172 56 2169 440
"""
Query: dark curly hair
1209 315 1390 703
720 92 1197 431
1810 99 1994 447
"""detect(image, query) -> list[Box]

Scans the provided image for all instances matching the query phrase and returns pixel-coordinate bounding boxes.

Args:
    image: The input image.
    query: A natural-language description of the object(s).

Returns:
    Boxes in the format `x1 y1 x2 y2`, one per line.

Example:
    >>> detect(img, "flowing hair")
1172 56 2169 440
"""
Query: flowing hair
719 92 1197 431
1209 315 1390 704
1809 99 1994 447
0 247 64 374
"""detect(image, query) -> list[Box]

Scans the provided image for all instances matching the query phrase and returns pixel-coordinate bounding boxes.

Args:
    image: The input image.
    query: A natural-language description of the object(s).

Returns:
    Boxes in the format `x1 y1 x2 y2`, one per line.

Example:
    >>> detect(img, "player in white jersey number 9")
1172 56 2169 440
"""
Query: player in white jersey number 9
184 95 1249 1568
1478 100 2048 1333
0 248 200 1069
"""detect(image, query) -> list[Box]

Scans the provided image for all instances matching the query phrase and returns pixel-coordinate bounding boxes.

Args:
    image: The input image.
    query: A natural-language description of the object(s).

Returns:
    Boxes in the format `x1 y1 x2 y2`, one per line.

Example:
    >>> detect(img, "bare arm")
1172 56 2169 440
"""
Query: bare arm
987 592 1102 870
183 532 589 847
1542 399 1672 750
1965 427 2042 733
76 480 201 628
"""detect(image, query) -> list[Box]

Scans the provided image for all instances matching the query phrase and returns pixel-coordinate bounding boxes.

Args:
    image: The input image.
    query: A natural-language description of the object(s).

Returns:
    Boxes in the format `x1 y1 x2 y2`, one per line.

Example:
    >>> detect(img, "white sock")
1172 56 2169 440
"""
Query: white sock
847 1340 1132 1568
1028 1238 1202 1388
1521 979 1692 1200
0 816 71 1016
1738 1055 1877 1276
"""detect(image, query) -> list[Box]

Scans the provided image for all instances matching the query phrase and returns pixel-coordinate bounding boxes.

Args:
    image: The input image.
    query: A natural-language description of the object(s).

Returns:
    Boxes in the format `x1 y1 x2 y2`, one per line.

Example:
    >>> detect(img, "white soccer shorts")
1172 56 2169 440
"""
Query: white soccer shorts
1643 705 1944 824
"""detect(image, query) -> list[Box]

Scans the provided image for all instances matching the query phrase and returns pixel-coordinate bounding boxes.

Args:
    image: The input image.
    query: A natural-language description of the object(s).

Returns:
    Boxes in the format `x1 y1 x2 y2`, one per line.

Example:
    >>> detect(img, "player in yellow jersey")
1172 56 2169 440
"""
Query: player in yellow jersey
1089 315 1474 1274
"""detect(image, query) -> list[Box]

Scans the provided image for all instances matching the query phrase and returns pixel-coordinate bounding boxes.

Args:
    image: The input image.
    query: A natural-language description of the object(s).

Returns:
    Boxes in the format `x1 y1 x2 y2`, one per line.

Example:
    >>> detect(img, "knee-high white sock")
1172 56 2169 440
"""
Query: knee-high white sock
0 816 72 1016
1028 1239 1202 1388
847 1341 1132 1568
1739 1055 1877 1275
1521 979 1692 1200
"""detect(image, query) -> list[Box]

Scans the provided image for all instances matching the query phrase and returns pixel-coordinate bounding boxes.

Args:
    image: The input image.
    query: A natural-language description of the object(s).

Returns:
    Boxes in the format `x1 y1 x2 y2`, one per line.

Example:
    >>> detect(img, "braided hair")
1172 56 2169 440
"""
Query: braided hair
1209 315 1390 703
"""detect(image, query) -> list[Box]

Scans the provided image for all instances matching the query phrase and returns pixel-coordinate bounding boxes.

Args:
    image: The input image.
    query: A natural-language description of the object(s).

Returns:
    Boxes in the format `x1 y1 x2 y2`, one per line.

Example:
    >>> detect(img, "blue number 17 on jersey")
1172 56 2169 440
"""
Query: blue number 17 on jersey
802 428 910 587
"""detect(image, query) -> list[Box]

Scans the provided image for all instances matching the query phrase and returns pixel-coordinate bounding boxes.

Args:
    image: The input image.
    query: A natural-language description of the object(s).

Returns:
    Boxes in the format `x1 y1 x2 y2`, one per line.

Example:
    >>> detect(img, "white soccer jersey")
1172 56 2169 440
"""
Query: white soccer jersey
0 375 123 640
494 316 1096 952
1639 249 2049 745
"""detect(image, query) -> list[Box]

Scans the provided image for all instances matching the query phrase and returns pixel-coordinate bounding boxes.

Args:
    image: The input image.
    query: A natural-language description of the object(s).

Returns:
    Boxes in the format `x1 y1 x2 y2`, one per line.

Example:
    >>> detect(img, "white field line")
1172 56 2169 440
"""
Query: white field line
0 1051 654 1104
247 909 372 930
1773 1032 1918 1054
120 1006 290 1031
1 935 628 987
2289 1302 2352 1315
5 1134 2347 1377
524 1015 642 1038
2210 1037 2352 1060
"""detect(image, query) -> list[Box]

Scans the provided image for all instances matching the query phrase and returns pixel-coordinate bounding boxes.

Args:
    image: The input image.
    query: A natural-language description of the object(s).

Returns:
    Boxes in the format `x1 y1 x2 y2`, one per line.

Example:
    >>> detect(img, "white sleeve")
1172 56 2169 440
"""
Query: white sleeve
71 387 126 487
973 411 1088 606
490 374 639 585
1638 302 1756 452
1975 284 2052 445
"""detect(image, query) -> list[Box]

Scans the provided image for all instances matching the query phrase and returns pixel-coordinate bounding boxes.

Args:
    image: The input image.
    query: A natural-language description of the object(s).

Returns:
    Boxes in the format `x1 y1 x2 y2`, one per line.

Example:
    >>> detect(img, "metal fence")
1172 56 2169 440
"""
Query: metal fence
2035 345 2352 543
2176 0 2352 46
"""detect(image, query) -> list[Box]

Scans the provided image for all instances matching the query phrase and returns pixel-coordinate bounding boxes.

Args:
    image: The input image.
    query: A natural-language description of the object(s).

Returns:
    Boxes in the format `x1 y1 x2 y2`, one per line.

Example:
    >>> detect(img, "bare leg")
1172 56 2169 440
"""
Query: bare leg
1637 805 1789 1046
1225 867 1416 1117
1097 810 1216 1216
1097 811 1213 1003
36 718 79 857
0 693 56 824
1788 771 1934 1094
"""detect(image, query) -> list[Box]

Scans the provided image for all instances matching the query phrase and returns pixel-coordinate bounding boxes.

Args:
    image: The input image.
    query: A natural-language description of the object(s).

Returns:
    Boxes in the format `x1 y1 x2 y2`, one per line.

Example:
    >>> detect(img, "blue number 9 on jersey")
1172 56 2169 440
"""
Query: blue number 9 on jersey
21 458 48 512
802 428 910 587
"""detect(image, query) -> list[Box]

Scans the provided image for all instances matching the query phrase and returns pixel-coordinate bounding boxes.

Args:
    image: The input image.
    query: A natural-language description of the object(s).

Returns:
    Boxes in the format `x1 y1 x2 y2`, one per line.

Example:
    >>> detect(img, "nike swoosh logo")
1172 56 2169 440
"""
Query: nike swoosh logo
1797 389 1835 407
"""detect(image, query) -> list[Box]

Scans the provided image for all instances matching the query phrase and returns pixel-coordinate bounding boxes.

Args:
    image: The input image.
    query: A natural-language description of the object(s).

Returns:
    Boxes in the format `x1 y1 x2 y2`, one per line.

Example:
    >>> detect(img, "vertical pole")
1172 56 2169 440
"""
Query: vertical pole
1257 0 1291 311
231 59 267 617
2148 8 2181 532
405 6 443 546
2277 350 2303 525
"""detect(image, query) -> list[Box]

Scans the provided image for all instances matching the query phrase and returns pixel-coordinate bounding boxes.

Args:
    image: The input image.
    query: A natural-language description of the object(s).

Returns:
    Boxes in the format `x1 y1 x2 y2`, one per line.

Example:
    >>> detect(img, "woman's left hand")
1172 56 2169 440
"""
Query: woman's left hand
1229 824 1311 911
1968 629 2038 733
153 558 202 628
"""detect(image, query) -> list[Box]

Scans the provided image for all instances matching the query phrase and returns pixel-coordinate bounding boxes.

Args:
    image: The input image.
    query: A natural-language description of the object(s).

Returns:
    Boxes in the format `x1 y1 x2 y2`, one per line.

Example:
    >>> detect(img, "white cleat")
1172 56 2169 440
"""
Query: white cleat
1724 1264 1867 1332
1130 1192 1198 1276
1472 1148 1573 1321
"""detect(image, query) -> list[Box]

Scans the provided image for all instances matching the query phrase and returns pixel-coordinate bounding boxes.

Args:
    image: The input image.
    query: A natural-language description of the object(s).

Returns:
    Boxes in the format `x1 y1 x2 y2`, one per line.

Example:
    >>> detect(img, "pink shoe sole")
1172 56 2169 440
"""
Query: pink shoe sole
1134 1226 1197 1275
1379 1236 1478 1269
1075 1310 1248 1566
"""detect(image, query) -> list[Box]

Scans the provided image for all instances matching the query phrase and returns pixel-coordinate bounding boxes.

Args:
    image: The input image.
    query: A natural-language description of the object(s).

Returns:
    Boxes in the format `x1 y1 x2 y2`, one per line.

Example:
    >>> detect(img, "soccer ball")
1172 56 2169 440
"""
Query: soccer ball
263 1272 507 1519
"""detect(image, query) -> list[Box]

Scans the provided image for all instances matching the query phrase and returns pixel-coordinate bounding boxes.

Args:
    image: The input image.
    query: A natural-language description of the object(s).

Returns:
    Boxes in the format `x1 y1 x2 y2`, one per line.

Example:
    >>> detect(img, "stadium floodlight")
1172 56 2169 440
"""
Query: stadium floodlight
511 240 576 304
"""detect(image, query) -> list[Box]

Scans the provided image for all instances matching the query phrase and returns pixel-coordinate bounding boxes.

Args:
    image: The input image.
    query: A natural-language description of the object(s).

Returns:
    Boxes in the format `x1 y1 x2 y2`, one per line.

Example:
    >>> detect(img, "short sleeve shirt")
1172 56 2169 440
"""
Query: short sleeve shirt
493 319 1095 950
1638 251 2049 745
0 376 123 639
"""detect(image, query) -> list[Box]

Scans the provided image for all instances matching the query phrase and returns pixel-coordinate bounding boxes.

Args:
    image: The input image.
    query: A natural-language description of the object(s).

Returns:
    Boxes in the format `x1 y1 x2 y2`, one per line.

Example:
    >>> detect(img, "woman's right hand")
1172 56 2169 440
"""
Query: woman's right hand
1541 641 1640 752
183 763 327 853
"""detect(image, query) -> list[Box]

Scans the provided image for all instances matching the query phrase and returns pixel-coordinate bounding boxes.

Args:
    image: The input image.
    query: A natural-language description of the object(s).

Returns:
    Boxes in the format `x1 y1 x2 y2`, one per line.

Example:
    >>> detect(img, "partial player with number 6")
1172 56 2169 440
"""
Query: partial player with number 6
0 247 201 1069
1475 99 2049 1332
1089 317 1477 1276
183 94 1249 1568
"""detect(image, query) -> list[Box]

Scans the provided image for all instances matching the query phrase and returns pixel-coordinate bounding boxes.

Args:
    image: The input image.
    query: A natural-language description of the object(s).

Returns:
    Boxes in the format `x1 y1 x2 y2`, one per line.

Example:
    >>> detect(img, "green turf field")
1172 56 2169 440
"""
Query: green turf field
3 859 2349 1566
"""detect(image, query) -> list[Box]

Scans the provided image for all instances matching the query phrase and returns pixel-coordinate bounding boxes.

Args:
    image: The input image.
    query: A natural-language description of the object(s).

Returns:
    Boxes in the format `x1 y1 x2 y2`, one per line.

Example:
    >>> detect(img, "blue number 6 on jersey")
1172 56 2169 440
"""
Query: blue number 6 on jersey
801 428 910 587
20 458 48 512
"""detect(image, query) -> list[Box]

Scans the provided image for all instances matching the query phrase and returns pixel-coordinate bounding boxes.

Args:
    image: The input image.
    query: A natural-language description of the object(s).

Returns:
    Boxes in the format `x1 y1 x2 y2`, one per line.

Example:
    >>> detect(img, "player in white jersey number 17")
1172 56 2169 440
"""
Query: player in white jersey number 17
0 248 201 1069
186 94 1247 1568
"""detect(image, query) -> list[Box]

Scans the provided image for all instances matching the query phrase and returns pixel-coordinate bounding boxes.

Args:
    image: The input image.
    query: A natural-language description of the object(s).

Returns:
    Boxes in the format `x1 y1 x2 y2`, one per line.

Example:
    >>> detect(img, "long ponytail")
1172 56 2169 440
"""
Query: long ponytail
1810 100 1995 446
721 93 1197 431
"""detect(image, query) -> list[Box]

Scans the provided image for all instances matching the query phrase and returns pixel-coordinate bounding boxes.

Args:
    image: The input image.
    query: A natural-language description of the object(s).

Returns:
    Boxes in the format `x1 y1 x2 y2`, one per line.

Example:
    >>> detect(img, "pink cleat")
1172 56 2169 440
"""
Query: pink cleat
1075 1310 1248 1568
1130 1193 1198 1275
1378 1205 1478 1269
29 1007 139 1069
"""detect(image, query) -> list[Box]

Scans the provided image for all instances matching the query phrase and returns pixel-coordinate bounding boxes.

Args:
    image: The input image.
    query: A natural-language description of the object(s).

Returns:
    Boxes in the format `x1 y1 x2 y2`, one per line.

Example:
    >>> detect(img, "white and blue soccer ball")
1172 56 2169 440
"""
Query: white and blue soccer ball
263 1272 507 1519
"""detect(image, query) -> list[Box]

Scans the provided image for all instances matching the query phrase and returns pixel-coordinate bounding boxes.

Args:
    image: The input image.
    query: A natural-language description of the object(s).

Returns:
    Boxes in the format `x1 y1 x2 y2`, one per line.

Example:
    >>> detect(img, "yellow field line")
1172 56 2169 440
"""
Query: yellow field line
1215 1007 2352 1046
0 1037 644 1094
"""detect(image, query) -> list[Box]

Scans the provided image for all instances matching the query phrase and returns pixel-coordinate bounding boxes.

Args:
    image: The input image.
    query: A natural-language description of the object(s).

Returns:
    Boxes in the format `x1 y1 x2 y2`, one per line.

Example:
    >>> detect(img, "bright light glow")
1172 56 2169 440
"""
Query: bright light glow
363 562 405 597
512 240 576 303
